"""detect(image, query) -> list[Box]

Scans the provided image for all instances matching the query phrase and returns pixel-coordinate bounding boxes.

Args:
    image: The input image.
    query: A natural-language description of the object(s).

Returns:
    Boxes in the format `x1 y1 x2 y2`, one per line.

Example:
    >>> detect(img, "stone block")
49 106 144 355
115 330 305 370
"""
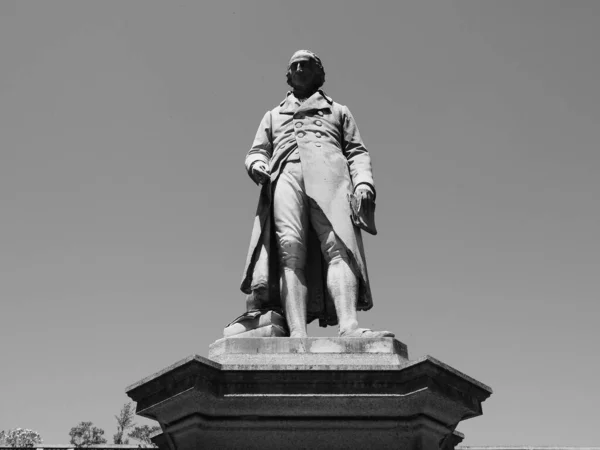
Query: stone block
209 336 409 369
223 311 287 337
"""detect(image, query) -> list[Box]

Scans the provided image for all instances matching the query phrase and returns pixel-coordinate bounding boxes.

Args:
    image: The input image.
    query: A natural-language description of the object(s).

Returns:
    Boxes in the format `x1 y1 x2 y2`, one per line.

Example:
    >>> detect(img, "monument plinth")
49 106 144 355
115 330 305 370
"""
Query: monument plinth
125 337 491 449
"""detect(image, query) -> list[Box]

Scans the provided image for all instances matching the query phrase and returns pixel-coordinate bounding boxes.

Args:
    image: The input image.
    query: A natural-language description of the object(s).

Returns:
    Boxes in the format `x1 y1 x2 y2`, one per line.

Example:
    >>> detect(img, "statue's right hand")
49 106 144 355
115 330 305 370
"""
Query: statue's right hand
252 162 271 185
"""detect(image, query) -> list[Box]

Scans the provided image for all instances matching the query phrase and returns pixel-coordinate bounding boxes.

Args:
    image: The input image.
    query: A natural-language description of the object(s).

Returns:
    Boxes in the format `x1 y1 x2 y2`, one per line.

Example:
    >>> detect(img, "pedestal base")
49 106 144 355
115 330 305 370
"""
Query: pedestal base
126 337 491 450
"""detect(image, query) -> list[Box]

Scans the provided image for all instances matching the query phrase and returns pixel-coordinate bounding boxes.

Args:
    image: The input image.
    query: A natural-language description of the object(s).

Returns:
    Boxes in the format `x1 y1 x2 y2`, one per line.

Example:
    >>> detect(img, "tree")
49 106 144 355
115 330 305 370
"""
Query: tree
113 402 136 444
128 424 161 447
0 428 43 447
68 421 107 447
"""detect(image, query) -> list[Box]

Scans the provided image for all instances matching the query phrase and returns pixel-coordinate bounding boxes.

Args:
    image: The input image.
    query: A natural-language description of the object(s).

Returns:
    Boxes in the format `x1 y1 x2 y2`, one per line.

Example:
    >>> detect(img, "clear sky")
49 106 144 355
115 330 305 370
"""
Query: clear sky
1 0 599 446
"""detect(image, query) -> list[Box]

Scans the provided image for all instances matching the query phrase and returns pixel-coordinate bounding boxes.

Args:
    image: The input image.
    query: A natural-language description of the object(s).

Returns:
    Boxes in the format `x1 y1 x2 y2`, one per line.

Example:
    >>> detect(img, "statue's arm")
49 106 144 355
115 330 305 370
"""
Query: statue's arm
245 111 273 185
340 105 376 199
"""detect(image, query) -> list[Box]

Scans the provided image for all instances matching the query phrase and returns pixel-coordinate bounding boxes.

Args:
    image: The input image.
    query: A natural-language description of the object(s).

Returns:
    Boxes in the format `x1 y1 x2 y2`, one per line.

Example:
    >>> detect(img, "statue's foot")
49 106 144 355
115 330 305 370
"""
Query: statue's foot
339 328 395 338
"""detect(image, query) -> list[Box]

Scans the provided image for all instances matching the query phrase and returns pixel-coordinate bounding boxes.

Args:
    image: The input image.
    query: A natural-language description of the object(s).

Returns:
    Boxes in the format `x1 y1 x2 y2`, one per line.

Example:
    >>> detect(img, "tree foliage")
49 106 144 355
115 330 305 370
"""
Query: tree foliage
128 424 161 447
0 428 42 447
68 421 107 447
113 402 136 444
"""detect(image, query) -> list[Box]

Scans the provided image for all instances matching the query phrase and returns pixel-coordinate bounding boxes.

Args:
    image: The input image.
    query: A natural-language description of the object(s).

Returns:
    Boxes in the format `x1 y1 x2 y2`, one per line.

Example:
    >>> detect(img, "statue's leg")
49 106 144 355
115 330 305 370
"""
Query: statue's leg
273 161 309 338
327 256 359 335
324 252 394 338
310 202 394 339
309 208 360 335
280 268 307 337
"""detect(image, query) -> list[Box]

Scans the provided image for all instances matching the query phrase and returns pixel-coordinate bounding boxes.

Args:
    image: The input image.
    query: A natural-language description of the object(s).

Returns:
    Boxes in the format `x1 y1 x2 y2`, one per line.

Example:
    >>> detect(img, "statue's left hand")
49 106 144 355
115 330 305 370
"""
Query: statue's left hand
354 184 375 217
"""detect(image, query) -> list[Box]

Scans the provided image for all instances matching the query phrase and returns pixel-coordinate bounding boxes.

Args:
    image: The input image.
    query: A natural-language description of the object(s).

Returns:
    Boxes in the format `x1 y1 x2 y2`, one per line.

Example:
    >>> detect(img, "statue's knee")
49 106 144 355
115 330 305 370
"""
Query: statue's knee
320 234 348 264
278 238 307 269
327 253 349 266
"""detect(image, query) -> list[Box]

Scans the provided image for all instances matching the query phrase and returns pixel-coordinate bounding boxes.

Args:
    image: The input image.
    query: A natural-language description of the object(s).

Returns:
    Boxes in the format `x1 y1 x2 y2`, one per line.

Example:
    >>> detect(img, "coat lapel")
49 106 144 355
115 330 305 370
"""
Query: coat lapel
278 92 298 114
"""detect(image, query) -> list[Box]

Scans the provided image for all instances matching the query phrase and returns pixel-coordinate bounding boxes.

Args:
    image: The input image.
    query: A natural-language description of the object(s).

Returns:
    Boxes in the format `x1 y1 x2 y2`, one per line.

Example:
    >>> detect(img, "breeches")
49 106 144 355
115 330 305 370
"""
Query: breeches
273 161 347 270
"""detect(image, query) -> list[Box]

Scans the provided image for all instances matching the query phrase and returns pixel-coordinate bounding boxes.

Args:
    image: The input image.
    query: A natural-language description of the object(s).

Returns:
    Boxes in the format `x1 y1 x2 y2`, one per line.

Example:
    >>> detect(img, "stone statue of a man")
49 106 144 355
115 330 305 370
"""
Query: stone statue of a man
238 50 393 339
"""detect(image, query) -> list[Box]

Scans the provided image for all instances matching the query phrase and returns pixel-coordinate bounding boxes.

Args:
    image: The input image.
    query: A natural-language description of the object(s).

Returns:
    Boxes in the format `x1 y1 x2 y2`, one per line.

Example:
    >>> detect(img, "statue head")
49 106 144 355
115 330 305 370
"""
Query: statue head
286 50 326 94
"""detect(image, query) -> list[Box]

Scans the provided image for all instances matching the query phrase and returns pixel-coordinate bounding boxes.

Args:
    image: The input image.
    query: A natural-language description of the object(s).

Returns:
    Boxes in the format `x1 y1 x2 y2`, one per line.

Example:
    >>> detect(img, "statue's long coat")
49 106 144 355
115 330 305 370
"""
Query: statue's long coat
240 90 375 327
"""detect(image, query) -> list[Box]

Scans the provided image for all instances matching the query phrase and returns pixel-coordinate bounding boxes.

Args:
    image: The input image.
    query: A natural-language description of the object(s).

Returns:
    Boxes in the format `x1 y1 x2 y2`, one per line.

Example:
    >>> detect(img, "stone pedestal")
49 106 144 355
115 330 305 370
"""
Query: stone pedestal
126 337 491 450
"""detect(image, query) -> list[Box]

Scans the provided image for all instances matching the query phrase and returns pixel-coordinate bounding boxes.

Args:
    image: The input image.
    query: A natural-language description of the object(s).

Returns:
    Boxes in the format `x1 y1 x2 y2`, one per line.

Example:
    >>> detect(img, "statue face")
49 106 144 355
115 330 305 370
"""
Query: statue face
289 57 317 91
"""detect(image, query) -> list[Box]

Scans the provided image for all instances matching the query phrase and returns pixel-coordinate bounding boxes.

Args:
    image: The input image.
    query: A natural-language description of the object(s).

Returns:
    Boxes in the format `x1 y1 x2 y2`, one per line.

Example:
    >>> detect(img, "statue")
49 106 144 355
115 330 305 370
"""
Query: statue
232 50 393 339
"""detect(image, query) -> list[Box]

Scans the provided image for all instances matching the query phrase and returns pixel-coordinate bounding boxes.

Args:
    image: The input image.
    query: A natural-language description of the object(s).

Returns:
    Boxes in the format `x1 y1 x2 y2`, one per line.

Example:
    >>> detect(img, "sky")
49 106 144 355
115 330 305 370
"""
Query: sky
1 0 599 446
